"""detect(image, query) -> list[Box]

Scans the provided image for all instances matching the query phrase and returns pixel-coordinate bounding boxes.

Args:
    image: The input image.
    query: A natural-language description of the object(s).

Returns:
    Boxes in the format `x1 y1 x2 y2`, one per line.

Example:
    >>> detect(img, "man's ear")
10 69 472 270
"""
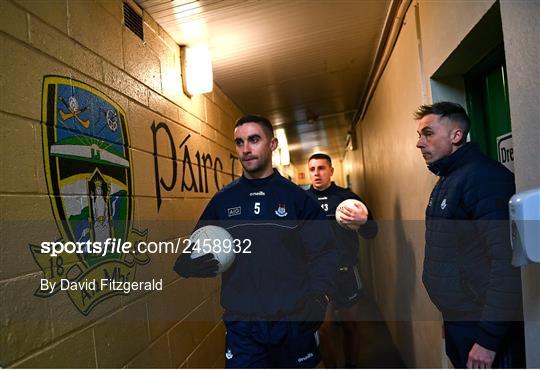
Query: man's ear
331 167 334 176
270 137 278 151
450 127 464 145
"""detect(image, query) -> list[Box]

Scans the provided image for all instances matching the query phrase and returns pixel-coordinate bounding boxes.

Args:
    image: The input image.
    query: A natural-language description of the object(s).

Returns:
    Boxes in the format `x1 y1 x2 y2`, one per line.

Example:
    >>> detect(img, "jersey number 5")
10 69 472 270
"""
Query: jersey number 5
254 202 261 215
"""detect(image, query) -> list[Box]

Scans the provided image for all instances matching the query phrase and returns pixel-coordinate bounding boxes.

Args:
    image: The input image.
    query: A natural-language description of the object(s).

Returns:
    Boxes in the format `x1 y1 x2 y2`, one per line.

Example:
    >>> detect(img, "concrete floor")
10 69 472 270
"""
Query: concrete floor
320 295 406 368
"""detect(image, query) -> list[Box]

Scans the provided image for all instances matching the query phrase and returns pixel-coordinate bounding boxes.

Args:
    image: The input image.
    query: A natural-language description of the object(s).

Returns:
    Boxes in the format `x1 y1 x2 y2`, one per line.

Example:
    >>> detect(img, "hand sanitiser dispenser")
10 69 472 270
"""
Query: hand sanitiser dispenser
509 188 540 266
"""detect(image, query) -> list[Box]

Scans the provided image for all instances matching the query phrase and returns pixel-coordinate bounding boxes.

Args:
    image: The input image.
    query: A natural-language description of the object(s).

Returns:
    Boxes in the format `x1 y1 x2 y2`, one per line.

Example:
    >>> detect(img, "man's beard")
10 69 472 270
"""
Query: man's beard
242 160 262 174
242 156 269 176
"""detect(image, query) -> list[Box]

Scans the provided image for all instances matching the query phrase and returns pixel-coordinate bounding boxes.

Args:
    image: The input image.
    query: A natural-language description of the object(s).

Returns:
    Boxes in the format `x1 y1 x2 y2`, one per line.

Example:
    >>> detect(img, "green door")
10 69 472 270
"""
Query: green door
465 46 514 172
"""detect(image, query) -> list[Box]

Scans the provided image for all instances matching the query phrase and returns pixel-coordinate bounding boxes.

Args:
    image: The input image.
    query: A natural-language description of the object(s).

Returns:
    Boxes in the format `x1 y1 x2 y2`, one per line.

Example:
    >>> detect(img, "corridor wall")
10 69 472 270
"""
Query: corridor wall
344 0 539 367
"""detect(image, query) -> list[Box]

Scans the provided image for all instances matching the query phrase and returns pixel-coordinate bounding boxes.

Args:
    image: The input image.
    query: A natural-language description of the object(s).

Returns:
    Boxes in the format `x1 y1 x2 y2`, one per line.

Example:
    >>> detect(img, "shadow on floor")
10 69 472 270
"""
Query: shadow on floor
321 295 406 368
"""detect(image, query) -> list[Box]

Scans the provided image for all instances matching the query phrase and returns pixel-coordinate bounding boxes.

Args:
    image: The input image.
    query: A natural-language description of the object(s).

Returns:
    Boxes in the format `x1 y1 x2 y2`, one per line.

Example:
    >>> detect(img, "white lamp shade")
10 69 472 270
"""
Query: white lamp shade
181 46 213 96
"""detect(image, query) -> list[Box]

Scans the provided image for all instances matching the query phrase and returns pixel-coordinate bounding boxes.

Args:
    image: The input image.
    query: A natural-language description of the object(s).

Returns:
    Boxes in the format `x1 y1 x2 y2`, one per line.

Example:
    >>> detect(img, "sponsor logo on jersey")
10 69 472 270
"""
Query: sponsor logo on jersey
297 352 314 363
317 196 328 200
228 206 241 217
249 191 266 196
275 204 288 217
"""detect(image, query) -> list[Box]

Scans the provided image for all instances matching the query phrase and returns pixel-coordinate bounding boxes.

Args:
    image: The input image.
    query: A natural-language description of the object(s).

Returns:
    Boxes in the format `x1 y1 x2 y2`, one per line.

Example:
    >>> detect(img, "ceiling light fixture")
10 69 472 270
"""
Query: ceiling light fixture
273 128 290 166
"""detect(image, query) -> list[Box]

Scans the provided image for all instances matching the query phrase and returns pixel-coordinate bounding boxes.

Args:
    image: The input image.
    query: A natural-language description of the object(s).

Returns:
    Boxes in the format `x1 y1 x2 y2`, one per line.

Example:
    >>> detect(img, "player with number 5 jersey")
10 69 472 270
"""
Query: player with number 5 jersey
195 166 337 319
174 115 338 368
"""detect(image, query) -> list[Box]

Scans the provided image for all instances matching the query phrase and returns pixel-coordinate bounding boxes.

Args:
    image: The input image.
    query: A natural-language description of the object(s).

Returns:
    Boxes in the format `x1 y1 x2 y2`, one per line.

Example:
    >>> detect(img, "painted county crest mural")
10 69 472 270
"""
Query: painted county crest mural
30 76 149 315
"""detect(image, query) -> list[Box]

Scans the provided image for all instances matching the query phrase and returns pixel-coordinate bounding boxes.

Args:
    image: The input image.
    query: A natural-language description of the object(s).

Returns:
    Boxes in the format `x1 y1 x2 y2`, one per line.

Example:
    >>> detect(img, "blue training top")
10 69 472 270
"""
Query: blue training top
195 169 338 319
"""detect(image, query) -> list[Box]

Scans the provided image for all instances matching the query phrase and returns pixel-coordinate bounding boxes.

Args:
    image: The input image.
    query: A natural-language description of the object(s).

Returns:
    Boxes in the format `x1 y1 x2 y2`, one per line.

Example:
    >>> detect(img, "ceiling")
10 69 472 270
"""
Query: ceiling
136 0 392 165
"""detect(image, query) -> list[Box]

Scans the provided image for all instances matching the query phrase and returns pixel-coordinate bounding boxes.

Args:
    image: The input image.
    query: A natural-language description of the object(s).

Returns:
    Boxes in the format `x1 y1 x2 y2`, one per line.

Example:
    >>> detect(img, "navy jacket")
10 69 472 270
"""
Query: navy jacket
307 182 378 266
196 170 338 319
422 143 522 351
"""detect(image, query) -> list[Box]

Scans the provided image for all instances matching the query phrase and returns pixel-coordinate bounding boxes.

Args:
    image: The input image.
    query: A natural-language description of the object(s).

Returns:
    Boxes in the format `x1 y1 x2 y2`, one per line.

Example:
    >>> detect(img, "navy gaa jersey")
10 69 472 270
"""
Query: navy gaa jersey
307 182 377 266
195 170 338 319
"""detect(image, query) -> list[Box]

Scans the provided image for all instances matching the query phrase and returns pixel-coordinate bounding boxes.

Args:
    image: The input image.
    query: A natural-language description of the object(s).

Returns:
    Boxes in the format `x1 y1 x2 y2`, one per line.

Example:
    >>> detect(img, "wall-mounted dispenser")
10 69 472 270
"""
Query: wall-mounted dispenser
509 188 540 266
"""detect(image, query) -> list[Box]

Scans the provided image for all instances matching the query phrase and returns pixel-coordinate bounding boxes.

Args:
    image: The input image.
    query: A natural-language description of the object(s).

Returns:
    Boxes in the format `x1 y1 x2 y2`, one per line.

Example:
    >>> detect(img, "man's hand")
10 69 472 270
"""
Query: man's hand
339 202 368 226
173 252 219 278
467 343 495 369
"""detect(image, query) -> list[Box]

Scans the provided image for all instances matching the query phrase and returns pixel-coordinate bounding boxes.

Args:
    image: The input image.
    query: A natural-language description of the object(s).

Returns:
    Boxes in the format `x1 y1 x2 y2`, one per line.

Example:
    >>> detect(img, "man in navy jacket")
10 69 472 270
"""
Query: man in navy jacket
415 102 524 368
174 115 338 368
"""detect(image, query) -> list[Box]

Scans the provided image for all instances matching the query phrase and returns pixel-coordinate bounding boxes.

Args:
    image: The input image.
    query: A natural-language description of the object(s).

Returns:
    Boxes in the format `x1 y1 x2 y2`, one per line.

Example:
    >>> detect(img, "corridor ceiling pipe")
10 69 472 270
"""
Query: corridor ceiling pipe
354 0 413 125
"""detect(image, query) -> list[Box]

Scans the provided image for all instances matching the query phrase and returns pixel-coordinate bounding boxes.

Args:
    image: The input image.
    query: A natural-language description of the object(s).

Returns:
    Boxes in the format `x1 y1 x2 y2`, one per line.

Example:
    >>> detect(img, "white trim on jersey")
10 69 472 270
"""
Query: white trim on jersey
352 265 363 290
225 222 299 230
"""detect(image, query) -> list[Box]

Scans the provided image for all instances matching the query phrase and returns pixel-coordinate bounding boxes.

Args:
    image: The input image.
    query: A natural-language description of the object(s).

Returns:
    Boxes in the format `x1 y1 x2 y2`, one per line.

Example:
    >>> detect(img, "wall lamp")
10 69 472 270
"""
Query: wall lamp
180 45 213 96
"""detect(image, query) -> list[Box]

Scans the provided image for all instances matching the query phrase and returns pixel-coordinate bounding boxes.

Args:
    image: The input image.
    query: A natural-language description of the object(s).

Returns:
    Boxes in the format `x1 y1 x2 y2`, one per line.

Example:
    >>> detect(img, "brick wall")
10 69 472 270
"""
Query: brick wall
0 0 243 367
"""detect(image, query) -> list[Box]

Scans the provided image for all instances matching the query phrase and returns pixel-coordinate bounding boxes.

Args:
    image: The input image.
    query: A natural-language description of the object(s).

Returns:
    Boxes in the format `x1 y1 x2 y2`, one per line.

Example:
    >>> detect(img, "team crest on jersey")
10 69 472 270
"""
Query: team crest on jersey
275 204 288 217
440 198 447 210
29 76 149 315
